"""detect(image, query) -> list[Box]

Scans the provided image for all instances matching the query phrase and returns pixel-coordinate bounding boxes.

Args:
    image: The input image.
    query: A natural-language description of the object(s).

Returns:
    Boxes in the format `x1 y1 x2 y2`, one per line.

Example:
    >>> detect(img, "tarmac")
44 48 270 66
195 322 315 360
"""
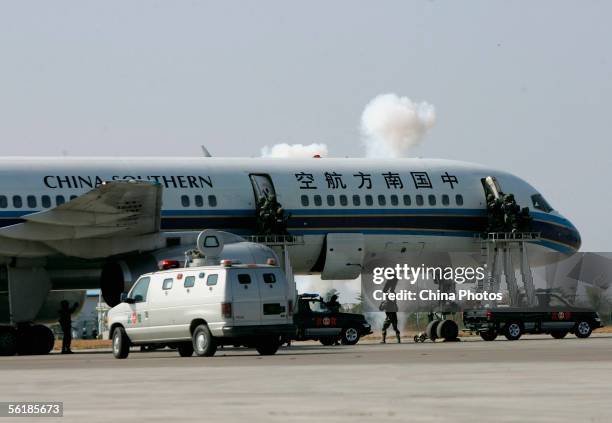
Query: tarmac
1 334 611 423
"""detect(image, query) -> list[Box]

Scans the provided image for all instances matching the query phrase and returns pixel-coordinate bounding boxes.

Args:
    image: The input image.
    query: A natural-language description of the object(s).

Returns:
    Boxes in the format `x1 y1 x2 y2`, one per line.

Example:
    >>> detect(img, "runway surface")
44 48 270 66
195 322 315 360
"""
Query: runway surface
1 334 611 422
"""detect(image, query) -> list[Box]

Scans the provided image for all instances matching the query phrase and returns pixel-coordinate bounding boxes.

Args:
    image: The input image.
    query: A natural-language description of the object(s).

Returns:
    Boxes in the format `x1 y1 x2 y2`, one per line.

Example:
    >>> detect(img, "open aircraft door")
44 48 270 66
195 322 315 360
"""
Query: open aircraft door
249 174 276 202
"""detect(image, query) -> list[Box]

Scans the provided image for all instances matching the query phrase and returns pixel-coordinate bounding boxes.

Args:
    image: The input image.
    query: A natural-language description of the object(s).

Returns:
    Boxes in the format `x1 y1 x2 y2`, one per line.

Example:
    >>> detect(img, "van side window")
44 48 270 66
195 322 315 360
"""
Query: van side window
184 276 195 288
162 278 173 290
207 274 218 286
129 277 150 302
263 273 276 284
237 274 251 284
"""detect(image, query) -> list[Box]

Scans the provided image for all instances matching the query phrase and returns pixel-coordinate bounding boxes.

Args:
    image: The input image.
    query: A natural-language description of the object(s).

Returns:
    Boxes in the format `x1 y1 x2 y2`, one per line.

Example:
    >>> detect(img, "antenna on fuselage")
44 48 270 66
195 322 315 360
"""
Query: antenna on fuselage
201 146 212 157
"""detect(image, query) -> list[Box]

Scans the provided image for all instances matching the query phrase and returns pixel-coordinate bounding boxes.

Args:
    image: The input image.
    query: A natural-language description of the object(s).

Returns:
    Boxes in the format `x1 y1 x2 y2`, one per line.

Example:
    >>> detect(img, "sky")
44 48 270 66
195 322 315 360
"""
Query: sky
0 1 610 251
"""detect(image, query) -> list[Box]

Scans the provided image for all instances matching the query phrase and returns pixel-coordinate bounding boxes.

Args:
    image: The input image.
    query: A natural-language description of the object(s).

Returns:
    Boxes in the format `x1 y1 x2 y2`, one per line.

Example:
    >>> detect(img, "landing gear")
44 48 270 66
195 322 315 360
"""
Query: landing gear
0 327 18 356
0 325 55 356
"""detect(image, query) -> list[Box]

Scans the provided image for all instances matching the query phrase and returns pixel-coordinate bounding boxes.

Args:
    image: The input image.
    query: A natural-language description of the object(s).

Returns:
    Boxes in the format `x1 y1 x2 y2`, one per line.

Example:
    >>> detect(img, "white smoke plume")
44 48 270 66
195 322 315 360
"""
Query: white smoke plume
261 143 328 158
360 93 436 158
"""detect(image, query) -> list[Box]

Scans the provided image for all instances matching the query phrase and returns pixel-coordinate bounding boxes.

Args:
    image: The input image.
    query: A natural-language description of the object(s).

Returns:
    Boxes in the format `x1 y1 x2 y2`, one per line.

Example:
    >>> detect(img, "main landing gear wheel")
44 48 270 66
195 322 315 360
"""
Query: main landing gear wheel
15 325 55 355
436 320 459 341
0 327 18 356
480 330 498 341
255 335 280 356
550 330 568 339
178 342 194 357
425 320 440 342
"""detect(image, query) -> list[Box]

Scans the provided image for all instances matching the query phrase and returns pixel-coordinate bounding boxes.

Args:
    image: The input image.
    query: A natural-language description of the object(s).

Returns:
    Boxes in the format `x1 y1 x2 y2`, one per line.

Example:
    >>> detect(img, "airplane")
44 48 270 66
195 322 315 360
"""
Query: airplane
0 156 580 355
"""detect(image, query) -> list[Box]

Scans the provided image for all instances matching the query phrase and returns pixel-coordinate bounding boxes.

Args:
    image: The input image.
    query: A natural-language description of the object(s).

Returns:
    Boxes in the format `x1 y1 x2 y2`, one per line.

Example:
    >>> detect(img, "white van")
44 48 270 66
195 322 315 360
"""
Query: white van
107 260 296 359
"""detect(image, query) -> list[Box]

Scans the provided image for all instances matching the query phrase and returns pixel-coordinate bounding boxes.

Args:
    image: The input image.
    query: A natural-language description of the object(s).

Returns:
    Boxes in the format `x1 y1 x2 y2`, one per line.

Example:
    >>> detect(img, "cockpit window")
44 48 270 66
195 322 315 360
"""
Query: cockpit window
531 194 553 212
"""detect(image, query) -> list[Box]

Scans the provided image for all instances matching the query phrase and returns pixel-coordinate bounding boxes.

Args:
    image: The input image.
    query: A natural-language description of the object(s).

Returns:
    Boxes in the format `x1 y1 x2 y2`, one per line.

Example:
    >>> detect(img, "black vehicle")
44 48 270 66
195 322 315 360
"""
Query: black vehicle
292 293 372 345
463 291 603 341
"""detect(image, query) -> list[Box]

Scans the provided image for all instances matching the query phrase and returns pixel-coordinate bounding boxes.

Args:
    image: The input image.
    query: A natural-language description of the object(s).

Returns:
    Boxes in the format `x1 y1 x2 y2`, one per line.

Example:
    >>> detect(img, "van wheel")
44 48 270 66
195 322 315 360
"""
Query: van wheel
480 330 497 341
112 327 130 359
503 322 522 341
192 325 217 357
178 342 194 357
436 320 459 341
340 327 360 345
574 321 592 338
255 336 280 355
551 330 568 339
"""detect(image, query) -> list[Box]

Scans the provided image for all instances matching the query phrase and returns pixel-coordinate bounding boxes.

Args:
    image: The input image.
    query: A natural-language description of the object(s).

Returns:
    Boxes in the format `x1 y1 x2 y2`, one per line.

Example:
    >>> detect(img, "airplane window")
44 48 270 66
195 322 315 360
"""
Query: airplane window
442 195 450 206
0 196 6 208
162 278 173 290
365 195 373 206
27 195 37 208
41 195 51 208
416 195 424 206
352 195 361 206
339 195 348 206
428 195 436 206
455 194 464 206
208 195 217 207
195 195 204 207
181 195 190 207
390 195 399 206
55 195 65 206
378 195 386 206
314 195 322 206
301 195 309 207
207 274 218 286
184 276 195 288
403 195 411 206
531 194 553 212
13 196 22 208
327 195 335 206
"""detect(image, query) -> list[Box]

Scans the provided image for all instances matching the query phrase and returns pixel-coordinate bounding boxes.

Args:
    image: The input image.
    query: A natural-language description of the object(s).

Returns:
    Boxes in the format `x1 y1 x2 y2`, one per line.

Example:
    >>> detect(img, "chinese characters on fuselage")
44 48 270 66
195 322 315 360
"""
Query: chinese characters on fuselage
294 171 459 191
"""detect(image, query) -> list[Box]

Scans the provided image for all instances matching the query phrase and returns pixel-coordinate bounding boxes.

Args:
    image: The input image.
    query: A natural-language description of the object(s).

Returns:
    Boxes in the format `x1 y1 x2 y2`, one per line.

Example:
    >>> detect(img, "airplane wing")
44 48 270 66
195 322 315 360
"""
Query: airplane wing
0 180 163 242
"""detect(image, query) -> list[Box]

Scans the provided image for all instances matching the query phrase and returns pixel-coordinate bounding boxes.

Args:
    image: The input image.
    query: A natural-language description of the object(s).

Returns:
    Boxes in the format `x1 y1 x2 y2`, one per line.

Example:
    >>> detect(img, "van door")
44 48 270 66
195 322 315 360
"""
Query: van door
146 274 187 341
123 276 151 343
229 269 261 326
256 269 289 324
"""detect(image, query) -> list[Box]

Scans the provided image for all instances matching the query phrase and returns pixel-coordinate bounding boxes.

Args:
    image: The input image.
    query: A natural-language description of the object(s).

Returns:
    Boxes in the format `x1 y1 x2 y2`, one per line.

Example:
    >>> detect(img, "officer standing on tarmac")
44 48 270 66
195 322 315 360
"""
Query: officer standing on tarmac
379 299 401 344
58 300 79 354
